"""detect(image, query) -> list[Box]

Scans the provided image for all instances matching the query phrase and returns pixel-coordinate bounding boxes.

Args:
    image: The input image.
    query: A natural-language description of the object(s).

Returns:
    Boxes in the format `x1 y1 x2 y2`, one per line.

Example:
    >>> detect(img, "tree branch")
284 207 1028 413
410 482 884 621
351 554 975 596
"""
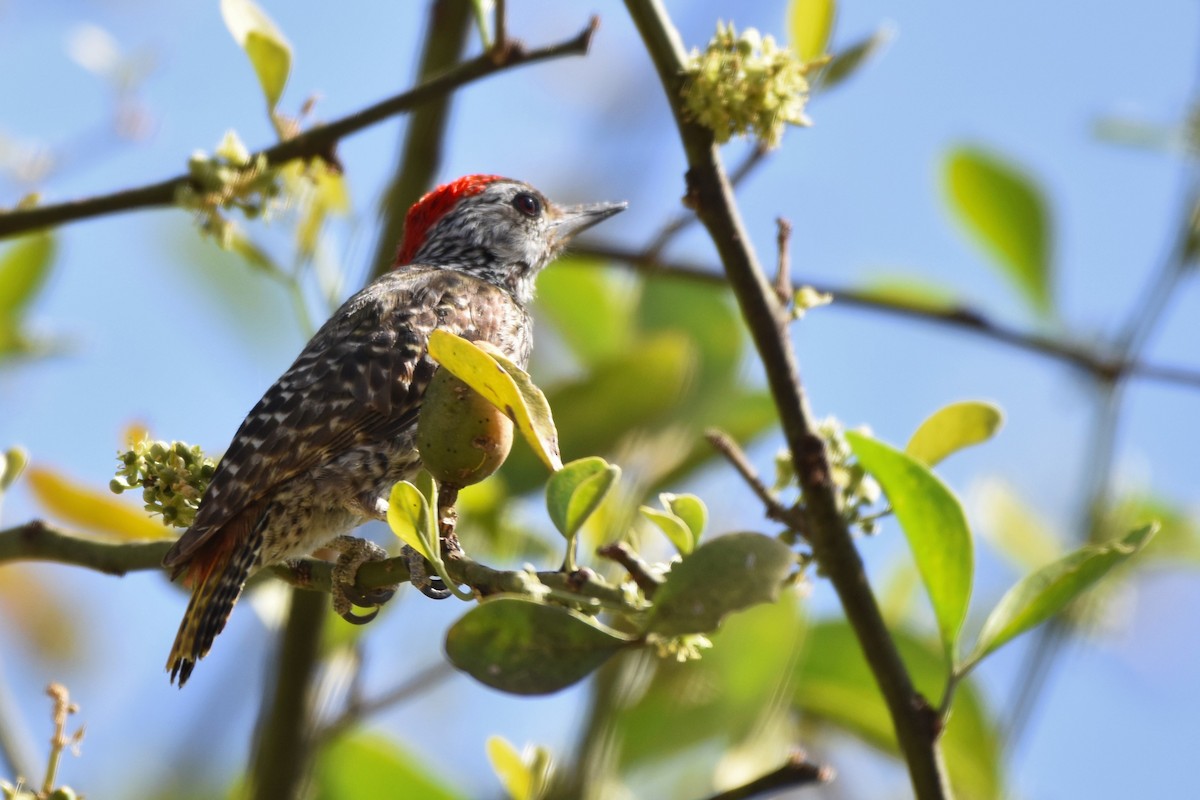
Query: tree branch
572 240 1200 390
701 751 834 800
0 17 599 240
620 1 949 796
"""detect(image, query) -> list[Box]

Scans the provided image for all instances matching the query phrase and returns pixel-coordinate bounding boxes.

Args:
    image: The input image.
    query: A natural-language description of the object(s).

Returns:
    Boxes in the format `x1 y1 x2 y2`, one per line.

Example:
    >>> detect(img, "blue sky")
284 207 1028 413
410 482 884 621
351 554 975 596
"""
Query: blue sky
1 1 1198 797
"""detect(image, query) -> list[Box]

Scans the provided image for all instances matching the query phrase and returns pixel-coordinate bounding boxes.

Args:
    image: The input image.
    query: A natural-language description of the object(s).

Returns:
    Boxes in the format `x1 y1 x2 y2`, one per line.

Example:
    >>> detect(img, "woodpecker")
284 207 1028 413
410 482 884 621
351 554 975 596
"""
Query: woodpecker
163 175 625 686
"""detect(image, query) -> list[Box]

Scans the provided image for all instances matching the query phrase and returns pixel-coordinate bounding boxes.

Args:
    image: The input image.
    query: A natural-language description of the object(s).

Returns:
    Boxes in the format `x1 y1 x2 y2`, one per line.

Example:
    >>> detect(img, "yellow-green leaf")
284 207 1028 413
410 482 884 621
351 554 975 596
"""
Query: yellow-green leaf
0 233 54 318
847 432 973 665
386 480 435 562
944 146 1053 316
545 457 619 540
1 446 29 492
660 492 707 544
788 0 837 64
641 506 694 555
819 23 893 91
905 400 1004 467
427 329 562 471
966 524 1157 671
220 0 292 112
27 466 169 540
486 736 531 800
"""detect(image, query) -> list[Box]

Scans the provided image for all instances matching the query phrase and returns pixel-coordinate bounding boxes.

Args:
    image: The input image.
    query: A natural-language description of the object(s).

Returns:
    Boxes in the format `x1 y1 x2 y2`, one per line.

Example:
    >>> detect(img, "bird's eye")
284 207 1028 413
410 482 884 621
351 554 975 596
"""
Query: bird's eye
512 192 542 217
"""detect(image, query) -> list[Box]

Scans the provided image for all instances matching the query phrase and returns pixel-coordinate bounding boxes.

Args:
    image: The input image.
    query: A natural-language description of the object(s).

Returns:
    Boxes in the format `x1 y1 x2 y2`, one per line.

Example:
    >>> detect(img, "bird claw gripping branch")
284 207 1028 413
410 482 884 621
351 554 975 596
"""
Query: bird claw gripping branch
162 175 625 686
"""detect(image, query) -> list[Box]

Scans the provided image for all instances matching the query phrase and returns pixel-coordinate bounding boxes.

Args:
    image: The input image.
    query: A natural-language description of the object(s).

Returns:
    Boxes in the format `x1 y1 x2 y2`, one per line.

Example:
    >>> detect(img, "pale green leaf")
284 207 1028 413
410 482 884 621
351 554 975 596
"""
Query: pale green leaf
967 524 1157 670
905 400 1004 467
1 446 29 492
640 506 694 554
220 0 292 111
313 732 463 800
661 493 707 545
944 146 1053 316
847 432 973 664
428 329 561 471
387 480 434 562
819 23 893 91
975 478 1064 572
0 233 54 318
545 457 619 540
788 0 837 64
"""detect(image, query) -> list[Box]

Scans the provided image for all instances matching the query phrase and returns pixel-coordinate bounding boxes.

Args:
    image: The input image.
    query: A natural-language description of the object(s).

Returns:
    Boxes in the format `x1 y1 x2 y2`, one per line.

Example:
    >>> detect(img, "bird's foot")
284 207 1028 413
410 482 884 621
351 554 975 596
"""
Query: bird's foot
328 535 396 624
403 545 452 600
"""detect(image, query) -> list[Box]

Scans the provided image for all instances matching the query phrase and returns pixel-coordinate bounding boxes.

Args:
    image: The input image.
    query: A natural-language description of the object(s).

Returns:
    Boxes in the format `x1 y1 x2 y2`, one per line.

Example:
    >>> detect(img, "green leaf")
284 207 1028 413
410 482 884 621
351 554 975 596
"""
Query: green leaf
446 597 631 695
647 533 795 637
386 480 435 562
0 232 54 319
788 0 837 64
545 457 620 540
943 146 1053 316
856 273 962 315
967 524 1157 670
640 506 695 555
428 329 562 471
637 278 738 397
486 736 531 800
846 432 973 664
794 620 1003 799
313 732 463 800
660 493 708 544
905 400 1004 467
535 259 631 366
976 478 1064 573
818 23 893 91
220 0 292 112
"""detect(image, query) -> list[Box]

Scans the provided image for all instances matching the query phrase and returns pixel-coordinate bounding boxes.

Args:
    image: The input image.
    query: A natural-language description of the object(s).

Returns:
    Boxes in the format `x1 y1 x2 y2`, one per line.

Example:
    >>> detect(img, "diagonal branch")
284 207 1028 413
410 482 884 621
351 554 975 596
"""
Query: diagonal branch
620 1 949 796
572 240 1200 390
0 17 599 241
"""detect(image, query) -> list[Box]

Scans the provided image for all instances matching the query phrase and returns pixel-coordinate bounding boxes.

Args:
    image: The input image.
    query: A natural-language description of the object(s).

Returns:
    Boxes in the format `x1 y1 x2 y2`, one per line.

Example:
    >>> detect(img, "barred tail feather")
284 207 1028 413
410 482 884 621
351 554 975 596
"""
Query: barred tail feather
167 526 262 687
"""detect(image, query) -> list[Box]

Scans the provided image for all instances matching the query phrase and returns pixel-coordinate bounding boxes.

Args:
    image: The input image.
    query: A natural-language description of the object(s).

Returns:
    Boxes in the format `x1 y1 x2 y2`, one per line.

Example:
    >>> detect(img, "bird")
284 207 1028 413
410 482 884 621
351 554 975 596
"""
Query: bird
162 174 625 686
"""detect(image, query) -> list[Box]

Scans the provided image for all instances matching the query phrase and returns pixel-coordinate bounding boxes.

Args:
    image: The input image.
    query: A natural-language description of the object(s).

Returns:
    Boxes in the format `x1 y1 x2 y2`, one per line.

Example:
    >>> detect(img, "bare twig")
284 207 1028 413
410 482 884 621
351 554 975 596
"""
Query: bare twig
318 662 455 744
704 429 805 533
701 751 834 800
621 1 949 795
596 542 662 598
0 18 599 240
773 218 793 306
643 142 770 259
571 240 1200 390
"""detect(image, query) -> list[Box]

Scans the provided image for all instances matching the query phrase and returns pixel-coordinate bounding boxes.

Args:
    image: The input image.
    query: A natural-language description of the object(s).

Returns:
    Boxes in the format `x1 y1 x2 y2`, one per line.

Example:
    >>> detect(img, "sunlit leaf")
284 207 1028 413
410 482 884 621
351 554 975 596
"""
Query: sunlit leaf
27 466 170 540
819 23 894 91
648 533 795 637
975 478 1063 573
0 233 54 319
967 524 1157 670
536 259 631 366
446 596 631 695
846 432 972 664
428 329 561 471
220 0 292 112
545 457 620 540
486 737 531 800
943 146 1053 316
856 273 961 314
1106 493 1200 563
386 480 434 562
313 732 463 800
788 0 837 64
794 620 1003 798
905 400 1004 467
661 493 707 545
640 506 694 555
1 446 28 492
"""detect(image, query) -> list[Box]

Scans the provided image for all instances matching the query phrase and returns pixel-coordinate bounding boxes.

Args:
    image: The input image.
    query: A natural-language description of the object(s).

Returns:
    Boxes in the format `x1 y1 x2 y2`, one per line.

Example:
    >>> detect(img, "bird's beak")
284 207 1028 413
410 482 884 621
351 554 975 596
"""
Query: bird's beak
550 200 627 242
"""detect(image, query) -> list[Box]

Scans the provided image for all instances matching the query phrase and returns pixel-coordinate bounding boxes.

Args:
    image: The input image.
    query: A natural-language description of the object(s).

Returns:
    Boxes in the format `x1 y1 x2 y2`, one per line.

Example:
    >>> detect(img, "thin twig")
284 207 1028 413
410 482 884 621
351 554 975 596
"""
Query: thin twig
774 217 793 306
596 542 662 598
704 429 806 534
570 240 1200 390
701 751 834 800
642 142 769 259
0 18 599 240
318 662 455 744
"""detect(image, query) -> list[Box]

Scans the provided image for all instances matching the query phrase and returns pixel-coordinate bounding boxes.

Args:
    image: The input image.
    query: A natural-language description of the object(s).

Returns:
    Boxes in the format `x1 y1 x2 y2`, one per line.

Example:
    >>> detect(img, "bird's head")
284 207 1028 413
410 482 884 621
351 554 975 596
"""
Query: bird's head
395 175 626 305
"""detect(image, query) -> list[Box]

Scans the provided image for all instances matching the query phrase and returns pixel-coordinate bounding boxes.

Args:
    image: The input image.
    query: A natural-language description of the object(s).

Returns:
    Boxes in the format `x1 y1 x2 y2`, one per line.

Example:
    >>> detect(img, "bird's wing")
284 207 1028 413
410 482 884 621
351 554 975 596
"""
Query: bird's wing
163 268 524 569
